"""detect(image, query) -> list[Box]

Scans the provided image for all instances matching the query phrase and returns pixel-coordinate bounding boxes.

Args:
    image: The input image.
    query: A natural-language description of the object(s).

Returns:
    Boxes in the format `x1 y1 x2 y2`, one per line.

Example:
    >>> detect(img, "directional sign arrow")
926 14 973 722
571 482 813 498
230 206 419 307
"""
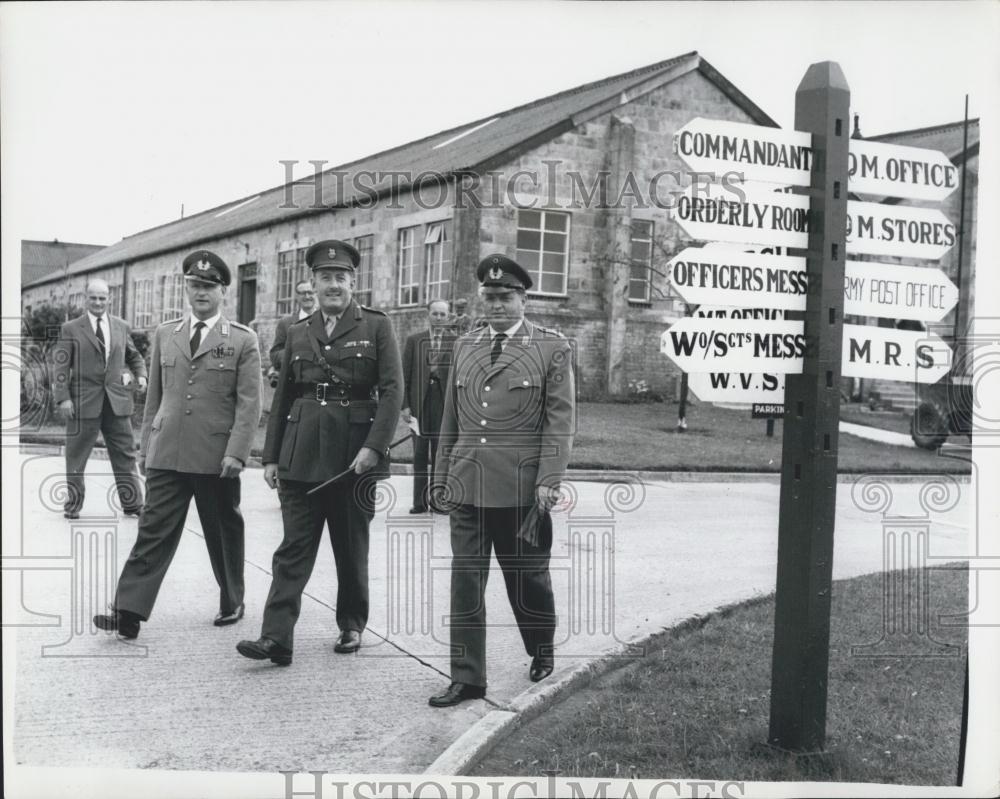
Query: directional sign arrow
687 371 786 403
668 246 808 310
673 117 813 187
660 317 806 373
848 139 959 202
670 182 811 249
662 319 952 384
841 324 952 383
669 246 959 323
845 200 957 260
843 260 959 322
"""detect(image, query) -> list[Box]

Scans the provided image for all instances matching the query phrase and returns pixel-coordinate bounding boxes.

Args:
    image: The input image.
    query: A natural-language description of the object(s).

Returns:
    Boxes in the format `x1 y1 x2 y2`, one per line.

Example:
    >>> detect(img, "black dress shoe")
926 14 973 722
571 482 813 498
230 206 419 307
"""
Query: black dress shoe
93 610 140 640
214 603 245 626
236 637 292 666
333 629 362 653
63 510 80 520
428 682 487 708
409 506 429 514
529 653 554 683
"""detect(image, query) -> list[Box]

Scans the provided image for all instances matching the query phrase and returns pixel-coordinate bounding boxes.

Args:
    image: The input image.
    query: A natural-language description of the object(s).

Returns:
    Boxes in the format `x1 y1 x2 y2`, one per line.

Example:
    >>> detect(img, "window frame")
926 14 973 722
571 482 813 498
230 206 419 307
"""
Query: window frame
353 235 374 306
628 219 654 304
516 209 571 297
132 278 154 328
423 220 452 302
397 226 421 307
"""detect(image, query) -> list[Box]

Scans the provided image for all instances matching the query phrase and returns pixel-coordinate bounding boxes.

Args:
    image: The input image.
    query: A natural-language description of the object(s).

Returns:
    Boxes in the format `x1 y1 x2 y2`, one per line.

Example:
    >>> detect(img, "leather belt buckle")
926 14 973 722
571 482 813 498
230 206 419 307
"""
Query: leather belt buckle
316 383 329 406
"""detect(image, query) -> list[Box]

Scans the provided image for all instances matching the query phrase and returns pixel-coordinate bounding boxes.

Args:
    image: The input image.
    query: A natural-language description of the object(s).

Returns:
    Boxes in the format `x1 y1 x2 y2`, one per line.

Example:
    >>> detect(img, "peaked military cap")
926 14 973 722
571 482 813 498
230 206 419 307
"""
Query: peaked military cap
182 250 231 286
476 254 533 291
306 239 361 272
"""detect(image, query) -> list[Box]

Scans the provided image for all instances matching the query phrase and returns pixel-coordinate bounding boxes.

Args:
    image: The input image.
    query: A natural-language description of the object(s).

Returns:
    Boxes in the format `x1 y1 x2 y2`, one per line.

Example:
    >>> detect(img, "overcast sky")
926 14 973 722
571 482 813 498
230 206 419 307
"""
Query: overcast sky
2 0 997 253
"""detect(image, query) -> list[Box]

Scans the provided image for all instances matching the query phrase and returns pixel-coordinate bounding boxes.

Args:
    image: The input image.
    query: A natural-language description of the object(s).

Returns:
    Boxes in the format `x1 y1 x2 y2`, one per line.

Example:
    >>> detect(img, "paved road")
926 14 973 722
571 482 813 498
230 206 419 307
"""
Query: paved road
5 450 971 776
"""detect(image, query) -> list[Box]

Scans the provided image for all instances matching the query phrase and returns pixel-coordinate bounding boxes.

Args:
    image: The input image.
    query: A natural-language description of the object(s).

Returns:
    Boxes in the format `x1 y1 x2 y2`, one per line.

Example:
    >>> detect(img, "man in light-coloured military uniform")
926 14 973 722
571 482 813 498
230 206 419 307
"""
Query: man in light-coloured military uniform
428 254 575 707
93 250 262 640
237 239 402 666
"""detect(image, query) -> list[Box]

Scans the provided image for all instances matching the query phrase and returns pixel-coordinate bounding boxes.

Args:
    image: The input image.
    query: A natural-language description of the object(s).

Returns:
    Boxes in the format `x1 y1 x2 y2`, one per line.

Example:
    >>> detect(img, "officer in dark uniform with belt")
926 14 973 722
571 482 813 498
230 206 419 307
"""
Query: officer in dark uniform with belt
237 240 403 666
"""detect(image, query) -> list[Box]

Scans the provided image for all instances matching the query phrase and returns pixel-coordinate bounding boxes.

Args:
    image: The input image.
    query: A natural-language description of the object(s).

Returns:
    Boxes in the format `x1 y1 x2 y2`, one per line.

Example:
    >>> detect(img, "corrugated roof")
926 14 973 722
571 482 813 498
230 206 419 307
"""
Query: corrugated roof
27 51 776 287
21 240 106 285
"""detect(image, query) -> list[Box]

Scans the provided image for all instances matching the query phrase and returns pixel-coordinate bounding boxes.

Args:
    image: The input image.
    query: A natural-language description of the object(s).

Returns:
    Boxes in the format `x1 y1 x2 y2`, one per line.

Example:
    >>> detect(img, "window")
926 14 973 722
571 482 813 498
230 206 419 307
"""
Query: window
354 235 374 306
108 284 122 317
628 220 654 302
397 226 420 306
68 292 85 309
160 274 185 320
424 221 451 301
133 279 154 328
516 209 569 295
276 246 308 315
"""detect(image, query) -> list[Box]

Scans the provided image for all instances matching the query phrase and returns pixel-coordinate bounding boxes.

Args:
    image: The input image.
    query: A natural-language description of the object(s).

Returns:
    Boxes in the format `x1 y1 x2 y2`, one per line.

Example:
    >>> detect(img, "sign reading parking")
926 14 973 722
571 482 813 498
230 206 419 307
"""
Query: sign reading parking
670 182 811 248
848 139 959 202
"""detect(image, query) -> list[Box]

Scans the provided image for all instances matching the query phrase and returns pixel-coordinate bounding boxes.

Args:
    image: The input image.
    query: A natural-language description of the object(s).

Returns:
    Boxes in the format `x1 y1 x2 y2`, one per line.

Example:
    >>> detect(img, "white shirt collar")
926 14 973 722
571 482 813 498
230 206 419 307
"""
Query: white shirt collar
297 308 312 320
87 311 106 332
489 320 524 340
190 312 221 338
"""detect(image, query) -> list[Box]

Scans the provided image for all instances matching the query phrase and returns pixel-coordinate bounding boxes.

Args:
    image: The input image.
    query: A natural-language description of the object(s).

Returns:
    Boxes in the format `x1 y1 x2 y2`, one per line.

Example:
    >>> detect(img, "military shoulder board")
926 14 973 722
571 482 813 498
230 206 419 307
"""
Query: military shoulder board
360 305 388 317
535 324 565 338
228 320 253 332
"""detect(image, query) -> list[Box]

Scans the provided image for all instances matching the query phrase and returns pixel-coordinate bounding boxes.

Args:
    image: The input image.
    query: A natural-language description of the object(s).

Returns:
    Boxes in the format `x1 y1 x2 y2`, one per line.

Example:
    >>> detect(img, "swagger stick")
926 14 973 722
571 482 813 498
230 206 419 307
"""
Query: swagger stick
306 434 412 495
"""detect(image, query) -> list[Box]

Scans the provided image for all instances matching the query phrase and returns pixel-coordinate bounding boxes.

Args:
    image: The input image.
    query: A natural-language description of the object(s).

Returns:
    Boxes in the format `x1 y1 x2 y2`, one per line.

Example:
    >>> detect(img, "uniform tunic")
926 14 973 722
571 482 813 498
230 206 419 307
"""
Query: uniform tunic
434 319 575 687
258 301 403 646
115 316 262 619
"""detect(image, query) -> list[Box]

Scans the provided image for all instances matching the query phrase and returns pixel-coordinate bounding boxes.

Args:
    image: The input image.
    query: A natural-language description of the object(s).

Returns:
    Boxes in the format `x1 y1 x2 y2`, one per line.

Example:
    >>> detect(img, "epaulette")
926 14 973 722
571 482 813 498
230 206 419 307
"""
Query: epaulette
228 320 253 332
164 318 185 332
360 305 388 317
535 324 565 338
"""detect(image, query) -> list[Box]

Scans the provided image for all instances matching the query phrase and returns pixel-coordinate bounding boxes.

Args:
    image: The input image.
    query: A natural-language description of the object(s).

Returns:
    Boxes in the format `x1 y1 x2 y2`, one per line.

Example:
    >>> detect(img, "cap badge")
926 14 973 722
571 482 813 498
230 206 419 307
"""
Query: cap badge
196 260 211 271
488 266 504 280
328 248 337 260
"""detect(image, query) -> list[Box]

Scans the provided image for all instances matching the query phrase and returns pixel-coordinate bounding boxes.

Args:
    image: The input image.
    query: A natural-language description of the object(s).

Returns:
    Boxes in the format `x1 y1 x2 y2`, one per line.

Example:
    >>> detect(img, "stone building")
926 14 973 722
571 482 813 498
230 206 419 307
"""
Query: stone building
21 51 977 404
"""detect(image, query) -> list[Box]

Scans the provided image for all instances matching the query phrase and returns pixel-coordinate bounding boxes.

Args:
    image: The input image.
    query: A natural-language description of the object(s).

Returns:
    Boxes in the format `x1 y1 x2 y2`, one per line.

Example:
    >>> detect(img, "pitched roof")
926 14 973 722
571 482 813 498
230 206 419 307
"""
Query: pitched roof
869 118 980 163
21 240 106 285
26 51 776 287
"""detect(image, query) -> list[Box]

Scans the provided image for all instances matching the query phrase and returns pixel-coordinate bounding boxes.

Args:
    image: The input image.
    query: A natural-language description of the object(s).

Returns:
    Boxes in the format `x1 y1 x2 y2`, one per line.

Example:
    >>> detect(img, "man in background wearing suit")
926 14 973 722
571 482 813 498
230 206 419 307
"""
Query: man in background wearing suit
401 298 455 514
429 254 575 708
267 280 316 385
51 278 147 519
92 250 262 640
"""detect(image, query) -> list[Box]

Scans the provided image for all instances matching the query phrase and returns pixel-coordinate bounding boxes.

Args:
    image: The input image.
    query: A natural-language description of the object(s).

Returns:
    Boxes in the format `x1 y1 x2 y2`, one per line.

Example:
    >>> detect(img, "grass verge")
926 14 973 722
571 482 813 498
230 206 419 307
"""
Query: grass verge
473 564 969 785
22 401 969 472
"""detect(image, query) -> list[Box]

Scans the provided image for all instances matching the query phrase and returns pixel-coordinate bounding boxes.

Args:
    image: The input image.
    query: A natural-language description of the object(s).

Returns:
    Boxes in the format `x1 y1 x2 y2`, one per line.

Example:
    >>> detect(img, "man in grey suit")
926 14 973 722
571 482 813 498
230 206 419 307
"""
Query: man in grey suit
401 298 456 513
93 250 262 640
51 279 147 519
267 280 316 384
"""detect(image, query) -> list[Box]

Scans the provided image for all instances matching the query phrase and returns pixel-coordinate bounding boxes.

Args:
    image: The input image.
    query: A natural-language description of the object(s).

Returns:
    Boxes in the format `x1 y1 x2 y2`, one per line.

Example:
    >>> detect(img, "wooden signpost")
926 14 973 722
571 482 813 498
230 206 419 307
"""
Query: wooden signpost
665 61 964 751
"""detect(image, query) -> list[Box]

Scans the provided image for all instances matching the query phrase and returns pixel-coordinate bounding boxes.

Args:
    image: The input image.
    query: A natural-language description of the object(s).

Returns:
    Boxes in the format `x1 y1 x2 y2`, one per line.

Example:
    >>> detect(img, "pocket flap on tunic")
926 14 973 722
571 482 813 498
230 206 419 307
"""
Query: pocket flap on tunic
349 401 376 424
509 375 541 390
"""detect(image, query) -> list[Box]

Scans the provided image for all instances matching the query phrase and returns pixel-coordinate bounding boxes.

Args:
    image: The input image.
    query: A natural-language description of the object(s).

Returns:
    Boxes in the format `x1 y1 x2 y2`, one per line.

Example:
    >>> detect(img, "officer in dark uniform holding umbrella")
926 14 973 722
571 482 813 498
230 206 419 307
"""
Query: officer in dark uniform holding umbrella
237 239 402 666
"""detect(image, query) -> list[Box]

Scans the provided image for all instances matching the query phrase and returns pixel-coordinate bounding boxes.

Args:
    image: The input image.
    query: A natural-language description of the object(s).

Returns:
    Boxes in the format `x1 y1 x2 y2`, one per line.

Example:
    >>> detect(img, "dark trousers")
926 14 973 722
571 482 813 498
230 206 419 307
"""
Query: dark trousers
115 469 245 619
64 394 142 514
411 433 438 509
448 504 556 688
413 382 444 508
260 478 375 650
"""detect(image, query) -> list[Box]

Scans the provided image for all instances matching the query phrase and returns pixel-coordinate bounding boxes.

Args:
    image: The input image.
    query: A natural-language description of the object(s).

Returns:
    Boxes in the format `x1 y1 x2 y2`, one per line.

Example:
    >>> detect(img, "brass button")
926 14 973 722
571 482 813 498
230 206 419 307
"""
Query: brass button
188 380 193 385
484 386 491 392
480 437 486 444
482 402 488 407
186 394 192 400
480 420 487 426
185 409 192 415
523 380 529 386
324 345 331 351
356 353 362 358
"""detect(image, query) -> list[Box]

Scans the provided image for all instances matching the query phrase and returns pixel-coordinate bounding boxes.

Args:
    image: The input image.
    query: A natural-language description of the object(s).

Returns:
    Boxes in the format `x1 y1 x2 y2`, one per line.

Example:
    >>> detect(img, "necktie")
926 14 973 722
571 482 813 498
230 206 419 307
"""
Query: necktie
190 321 205 356
325 315 336 338
490 333 507 366
432 332 441 352
94 317 106 363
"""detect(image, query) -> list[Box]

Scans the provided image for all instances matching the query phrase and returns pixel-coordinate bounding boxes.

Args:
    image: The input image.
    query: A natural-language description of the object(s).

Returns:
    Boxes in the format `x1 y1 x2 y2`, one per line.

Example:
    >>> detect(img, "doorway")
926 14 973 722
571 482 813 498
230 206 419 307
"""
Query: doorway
238 263 257 325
